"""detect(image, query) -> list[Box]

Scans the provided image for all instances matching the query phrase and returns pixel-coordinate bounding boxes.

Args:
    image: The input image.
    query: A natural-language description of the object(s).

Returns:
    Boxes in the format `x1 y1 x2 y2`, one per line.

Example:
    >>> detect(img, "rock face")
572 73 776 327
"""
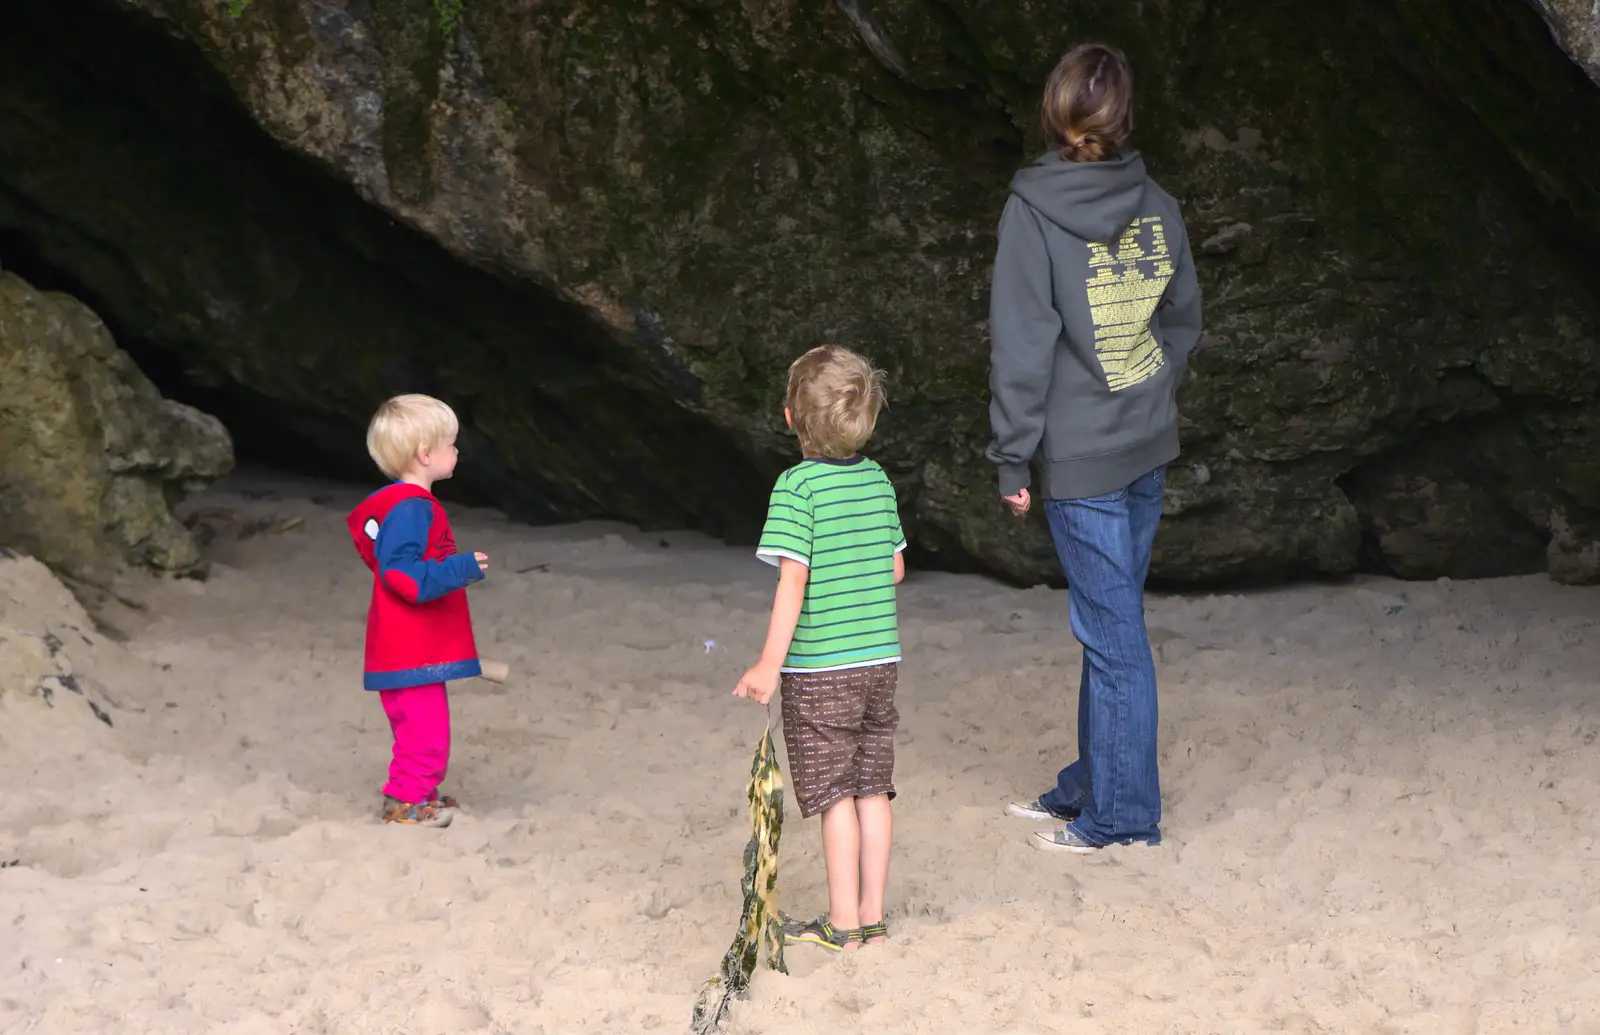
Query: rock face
2 0 1599 584
1530 0 1600 85
0 271 233 582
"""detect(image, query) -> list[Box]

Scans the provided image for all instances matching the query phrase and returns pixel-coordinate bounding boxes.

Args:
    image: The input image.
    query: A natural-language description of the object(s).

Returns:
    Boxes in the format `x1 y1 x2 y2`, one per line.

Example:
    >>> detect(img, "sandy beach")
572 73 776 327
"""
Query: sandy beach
3 470 1598 1035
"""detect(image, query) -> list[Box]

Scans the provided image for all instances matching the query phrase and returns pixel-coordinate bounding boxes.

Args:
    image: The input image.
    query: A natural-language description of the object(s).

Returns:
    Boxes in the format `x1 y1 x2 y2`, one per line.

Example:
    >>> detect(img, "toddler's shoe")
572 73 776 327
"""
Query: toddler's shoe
381 795 453 828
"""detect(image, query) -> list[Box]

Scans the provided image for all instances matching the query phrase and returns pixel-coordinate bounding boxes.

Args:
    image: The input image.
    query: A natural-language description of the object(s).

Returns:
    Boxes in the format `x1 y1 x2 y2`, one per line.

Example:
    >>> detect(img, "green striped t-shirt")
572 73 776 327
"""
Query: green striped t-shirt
756 457 906 673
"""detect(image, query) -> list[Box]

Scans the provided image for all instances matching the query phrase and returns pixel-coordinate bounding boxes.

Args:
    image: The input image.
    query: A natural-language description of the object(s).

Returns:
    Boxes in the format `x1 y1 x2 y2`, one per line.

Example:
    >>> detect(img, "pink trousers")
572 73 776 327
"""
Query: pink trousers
379 682 451 804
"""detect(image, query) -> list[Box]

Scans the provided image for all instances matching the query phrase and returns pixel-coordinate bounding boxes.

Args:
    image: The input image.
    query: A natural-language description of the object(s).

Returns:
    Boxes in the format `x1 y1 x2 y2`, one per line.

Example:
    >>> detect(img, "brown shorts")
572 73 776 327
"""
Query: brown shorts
778 663 899 819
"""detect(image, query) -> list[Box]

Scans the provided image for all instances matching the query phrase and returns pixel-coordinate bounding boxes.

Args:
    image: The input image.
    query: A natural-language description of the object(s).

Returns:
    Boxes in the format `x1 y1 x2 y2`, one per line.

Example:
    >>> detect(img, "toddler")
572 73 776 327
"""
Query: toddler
347 394 488 827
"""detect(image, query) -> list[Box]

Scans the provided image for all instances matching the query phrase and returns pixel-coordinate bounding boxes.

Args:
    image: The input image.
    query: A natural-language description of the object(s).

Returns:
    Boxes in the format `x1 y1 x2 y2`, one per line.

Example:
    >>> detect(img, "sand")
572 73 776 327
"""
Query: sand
2 470 1599 1035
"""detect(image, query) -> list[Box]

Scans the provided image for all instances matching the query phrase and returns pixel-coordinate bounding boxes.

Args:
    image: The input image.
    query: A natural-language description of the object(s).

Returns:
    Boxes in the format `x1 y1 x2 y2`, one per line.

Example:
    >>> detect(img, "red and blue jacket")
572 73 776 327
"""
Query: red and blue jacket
347 483 483 690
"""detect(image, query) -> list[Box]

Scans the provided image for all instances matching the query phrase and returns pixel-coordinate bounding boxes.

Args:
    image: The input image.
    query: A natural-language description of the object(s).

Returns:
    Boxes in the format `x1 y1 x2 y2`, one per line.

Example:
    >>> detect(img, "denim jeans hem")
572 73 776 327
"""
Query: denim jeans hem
1066 820 1162 849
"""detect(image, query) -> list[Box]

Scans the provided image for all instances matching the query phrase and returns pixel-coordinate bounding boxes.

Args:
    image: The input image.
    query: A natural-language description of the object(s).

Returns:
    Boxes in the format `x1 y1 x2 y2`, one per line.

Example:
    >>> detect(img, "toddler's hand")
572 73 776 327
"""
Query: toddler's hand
733 663 780 706
1002 488 1031 517
475 552 489 571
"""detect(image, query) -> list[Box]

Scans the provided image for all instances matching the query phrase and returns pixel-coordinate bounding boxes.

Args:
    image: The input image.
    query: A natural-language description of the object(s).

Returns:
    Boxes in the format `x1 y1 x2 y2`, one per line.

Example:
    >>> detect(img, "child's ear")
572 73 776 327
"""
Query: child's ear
784 407 794 430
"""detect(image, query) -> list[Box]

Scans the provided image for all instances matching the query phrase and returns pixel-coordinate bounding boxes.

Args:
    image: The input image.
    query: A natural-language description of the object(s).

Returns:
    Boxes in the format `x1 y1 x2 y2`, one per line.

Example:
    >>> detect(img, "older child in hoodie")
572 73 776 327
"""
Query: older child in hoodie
986 43 1203 853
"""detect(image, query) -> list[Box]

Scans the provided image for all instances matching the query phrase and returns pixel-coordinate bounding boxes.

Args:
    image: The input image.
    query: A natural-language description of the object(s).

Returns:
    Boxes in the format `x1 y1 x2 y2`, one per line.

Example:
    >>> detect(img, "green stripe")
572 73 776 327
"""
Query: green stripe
786 654 899 669
811 505 892 522
808 584 897 605
789 636 900 658
813 521 898 542
797 463 877 477
813 493 893 510
812 540 899 562
792 621 897 644
789 641 900 660
788 653 899 669
794 612 897 633
808 565 893 588
802 606 896 625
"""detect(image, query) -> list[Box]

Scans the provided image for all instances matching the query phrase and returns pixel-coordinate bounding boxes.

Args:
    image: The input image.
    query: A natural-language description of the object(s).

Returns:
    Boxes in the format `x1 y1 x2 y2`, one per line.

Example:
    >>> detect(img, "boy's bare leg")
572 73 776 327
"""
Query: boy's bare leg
820 797 862 947
855 794 892 940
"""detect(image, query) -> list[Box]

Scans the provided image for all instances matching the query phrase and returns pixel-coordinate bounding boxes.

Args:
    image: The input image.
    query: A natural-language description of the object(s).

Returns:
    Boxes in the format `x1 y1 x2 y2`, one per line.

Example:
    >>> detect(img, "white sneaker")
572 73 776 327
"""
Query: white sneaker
1031 827 1101 854
1005 798 1057 822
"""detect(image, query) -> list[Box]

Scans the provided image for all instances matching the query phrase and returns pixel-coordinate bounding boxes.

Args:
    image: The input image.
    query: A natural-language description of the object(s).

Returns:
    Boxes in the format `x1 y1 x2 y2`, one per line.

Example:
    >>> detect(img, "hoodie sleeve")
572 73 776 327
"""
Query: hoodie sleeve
1156 209 1203 372
375 498 484 604
985 195 1062 497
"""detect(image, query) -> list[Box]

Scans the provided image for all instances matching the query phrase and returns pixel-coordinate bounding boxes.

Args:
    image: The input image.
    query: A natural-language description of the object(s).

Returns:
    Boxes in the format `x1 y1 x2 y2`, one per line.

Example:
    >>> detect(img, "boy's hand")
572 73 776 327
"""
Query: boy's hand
733 662 781 706
1002 488 1031 517
475 552 489 571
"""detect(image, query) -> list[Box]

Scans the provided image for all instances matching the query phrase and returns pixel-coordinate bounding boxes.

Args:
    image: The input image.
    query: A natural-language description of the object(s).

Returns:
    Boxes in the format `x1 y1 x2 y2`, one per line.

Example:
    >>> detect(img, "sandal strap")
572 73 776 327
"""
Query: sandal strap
785 915 864 947
819 917 865 942
860 921 889 939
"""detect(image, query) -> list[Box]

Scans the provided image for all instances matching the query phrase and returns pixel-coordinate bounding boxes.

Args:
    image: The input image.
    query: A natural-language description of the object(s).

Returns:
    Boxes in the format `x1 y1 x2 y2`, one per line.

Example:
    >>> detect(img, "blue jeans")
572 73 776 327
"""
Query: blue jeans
1037 466 1164 846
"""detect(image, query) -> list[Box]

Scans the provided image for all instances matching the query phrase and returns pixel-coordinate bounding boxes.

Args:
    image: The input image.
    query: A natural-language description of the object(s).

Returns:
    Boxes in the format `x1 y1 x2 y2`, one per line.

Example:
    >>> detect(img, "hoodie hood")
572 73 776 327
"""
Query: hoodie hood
1010 150 1149 244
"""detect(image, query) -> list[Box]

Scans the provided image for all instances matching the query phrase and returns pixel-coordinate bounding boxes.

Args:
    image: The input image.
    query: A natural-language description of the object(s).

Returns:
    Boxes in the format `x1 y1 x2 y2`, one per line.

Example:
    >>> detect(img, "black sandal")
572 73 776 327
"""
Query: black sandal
860 921 889 944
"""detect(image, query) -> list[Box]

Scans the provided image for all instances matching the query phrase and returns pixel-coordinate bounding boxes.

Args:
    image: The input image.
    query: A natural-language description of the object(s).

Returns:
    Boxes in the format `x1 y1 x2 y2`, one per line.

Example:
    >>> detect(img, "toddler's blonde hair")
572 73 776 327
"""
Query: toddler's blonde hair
366 394 459 479
785 345 887 459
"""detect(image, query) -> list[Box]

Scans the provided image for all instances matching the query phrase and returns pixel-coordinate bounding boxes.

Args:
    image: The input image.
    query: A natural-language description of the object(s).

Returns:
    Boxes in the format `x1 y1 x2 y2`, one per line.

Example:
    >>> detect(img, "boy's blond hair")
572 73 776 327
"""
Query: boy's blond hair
366 394 459 479
785 345 887 459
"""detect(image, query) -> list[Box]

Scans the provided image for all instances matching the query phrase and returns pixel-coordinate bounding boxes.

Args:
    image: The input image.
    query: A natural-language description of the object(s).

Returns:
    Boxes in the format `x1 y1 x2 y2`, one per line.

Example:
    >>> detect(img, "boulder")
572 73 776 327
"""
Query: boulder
0 271 233 582
1528 0 1600 85
1 0 1598 584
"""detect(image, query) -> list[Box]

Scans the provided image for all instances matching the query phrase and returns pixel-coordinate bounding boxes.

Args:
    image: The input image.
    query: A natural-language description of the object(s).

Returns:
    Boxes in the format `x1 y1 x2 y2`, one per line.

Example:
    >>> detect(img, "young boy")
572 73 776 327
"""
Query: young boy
347 394 488 828
734 345 907 951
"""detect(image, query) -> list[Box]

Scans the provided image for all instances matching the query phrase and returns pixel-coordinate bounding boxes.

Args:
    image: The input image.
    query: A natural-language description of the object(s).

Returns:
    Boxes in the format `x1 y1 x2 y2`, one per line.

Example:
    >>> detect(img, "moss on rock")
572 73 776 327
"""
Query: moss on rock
0 271 233 581
6 0 1600 584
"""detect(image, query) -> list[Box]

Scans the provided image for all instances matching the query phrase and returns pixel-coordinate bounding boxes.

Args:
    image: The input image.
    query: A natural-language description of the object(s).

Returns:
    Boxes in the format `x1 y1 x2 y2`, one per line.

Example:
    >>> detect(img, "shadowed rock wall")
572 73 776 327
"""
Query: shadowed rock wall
2 0 1598 583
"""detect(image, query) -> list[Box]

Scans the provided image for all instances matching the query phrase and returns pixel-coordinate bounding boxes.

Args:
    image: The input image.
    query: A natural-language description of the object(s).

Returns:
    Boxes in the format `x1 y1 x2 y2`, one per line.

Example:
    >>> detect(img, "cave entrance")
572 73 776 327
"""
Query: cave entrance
0 0 771 540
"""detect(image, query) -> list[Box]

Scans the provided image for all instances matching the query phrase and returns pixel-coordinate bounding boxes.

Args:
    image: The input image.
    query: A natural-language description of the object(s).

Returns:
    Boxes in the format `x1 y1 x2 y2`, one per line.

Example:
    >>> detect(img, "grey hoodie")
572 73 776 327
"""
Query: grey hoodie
986 150 1202 500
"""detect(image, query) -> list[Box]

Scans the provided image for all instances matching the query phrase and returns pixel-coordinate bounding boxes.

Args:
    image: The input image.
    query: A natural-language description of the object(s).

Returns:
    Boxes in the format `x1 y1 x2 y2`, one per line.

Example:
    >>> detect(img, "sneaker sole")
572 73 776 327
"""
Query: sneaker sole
1005 802 1055 822
1031 830 1099 854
